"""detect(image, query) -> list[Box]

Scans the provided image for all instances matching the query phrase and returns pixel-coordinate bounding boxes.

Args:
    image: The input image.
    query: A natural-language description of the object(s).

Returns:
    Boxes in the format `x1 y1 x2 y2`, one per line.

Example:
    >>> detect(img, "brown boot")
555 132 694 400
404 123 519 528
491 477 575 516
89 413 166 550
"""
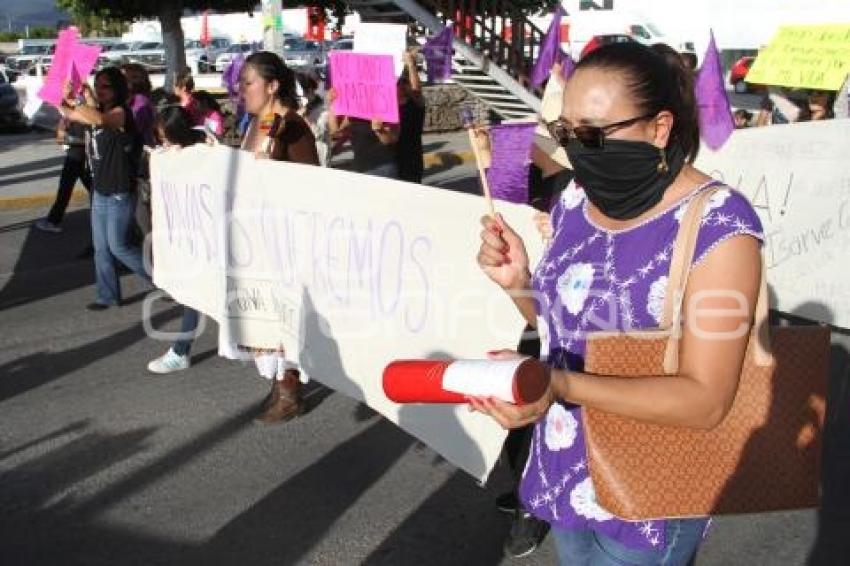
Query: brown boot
256 369 304 424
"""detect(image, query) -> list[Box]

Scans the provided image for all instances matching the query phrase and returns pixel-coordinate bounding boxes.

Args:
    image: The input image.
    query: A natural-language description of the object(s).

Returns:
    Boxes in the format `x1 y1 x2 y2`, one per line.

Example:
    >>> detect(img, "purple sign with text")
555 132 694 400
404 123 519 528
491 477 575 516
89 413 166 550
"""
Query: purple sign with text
329 51 399 124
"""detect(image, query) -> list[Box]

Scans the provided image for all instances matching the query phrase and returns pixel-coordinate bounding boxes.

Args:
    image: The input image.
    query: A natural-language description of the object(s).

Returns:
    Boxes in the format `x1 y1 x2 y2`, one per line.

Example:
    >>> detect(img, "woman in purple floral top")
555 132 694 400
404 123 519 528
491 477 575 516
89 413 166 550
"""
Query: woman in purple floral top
472 43 763 565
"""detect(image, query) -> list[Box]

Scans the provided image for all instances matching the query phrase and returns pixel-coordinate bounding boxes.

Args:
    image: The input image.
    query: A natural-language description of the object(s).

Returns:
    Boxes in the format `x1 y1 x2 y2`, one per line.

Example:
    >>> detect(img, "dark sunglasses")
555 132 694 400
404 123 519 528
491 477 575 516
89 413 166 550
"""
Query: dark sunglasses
546 113 656 149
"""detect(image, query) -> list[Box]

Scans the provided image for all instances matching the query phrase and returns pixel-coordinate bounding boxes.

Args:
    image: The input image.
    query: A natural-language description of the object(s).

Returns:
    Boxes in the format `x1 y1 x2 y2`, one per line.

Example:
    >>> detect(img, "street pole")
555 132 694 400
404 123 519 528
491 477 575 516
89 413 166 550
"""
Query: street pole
261 0 284 56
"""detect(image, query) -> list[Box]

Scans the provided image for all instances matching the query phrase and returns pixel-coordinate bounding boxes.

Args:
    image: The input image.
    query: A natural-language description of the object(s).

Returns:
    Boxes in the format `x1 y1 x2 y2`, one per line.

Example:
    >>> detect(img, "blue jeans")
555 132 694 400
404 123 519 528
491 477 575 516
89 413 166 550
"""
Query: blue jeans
363 162 398 179
91 191 150 305
172 306 200 356
551 519 704 566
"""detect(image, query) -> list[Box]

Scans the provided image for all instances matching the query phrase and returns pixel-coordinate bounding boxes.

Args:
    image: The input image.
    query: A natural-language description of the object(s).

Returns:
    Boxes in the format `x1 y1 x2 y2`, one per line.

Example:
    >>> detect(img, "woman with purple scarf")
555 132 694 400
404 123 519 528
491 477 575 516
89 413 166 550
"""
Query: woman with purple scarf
472 42 763 565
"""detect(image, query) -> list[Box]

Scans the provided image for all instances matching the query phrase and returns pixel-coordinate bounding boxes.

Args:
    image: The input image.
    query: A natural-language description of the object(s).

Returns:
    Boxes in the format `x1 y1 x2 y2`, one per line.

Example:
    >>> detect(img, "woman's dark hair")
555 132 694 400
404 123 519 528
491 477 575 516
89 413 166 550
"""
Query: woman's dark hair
174 66 195 92
193 90 221 113
577 42 700 163
245 51 299 109
94 66 129 109
156 104 205 147
296 71 319 94
121 62 152 96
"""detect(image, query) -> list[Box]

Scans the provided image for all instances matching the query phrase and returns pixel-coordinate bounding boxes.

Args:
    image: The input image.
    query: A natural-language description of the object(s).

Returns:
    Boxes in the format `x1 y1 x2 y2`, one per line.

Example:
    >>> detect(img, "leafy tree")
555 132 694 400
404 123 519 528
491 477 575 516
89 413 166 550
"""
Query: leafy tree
56 1 127 36
55 1 267 87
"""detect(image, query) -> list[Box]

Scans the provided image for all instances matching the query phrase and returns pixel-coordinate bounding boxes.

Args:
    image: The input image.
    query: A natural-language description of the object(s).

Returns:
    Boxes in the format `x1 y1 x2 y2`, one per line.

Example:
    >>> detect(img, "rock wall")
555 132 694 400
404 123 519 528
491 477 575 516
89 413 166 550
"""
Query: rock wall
422 83 491 132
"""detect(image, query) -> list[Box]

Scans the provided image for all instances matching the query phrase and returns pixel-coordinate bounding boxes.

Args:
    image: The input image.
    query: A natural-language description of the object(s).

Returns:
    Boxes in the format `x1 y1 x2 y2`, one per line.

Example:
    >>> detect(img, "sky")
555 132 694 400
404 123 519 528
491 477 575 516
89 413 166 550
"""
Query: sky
559 0 850 51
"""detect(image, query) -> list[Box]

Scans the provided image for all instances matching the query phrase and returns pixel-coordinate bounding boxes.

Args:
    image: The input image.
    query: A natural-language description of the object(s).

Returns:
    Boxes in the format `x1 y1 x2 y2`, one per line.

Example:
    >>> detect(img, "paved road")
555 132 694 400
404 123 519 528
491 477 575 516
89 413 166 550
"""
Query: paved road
0 129 848 565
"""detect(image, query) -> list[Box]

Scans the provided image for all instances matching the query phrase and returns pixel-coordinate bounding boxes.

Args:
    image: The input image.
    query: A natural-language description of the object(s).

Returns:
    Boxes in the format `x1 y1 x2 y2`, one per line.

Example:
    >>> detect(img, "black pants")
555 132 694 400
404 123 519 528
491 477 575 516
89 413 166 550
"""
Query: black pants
47 149 92 225
504 324 542 487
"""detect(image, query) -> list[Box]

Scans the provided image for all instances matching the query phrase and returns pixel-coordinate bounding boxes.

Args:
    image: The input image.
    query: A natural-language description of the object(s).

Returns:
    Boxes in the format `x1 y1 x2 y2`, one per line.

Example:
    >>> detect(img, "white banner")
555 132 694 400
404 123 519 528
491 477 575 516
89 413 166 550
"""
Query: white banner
150 144 544 482
696 119 850 328
354 22 407 76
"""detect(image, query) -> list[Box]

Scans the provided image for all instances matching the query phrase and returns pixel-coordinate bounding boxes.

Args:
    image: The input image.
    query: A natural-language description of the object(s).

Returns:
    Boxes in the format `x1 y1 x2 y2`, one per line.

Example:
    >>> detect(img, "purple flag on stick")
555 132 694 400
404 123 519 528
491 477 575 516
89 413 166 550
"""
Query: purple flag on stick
422 23 453 83
486 123 537 204
221 53 245 102
695 31 735 150
560 51 576 81
531 8 565 87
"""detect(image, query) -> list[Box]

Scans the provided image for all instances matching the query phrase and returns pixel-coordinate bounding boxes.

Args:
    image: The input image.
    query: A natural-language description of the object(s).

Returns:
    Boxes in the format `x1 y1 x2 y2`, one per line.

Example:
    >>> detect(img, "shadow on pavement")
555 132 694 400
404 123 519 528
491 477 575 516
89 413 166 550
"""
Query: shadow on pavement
363 470 511 566
0 307 180 403
194 417 412 565
0 155 63 179
0 209 93 312
0 168 65 189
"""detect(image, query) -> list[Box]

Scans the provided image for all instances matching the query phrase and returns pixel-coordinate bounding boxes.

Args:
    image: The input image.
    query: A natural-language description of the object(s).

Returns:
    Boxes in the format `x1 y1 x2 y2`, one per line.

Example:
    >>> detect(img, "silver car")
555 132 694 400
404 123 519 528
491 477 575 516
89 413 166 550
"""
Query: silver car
215 42 255 72
122 41 166 72
186 37 232 73
5 44 54 73
282 38 326 69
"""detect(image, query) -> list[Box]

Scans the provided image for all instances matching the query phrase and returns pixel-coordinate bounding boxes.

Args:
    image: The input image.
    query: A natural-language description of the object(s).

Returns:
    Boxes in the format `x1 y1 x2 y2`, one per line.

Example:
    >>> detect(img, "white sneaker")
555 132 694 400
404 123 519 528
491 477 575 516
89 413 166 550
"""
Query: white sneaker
34 218 63 233
147 348 190 374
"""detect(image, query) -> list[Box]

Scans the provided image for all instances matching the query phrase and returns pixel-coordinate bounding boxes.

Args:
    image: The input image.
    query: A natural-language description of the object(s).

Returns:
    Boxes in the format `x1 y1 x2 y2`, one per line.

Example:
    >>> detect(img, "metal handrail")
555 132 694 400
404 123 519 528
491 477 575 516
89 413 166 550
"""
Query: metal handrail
420 0 546 86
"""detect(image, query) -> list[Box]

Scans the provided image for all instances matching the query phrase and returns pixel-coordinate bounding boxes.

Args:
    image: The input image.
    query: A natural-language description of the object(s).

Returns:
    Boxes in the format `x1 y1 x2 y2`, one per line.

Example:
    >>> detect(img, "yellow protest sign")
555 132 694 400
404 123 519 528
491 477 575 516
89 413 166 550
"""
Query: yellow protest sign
746 24 850 90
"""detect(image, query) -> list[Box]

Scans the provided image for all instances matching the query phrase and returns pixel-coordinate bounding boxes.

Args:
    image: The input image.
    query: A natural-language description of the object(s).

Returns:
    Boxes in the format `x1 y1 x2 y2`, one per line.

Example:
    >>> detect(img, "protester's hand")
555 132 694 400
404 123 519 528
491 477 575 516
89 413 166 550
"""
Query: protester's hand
326 87 337 104
477 213 530 291
533 211 553 241
472 126 491 151
61 79 74 103
403 48 418 65
371 118 384 132
468 350 555 429
82 85 96 107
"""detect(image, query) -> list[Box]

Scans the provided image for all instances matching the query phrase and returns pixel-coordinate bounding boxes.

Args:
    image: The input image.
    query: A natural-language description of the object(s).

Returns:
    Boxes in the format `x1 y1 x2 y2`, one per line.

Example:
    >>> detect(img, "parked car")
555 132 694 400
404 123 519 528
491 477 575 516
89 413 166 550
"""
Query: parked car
215 42 255 72
122 41 166 72
185 37 231 73
281 37 325 68
5 44 55 73
0 68 27 131
96 41 138 69
332 38 354 51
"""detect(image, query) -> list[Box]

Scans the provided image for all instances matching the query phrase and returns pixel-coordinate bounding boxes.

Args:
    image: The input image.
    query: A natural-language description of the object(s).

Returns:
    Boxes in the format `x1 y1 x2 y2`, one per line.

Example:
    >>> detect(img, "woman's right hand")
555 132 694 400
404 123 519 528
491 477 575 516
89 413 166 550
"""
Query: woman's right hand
533 211 553 241
477 213 530 291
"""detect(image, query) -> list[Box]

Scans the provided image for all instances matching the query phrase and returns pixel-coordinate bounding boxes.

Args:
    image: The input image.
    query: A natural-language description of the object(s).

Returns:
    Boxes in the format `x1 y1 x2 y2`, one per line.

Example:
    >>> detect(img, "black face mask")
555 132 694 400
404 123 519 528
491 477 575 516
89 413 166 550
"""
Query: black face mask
566 139 686 220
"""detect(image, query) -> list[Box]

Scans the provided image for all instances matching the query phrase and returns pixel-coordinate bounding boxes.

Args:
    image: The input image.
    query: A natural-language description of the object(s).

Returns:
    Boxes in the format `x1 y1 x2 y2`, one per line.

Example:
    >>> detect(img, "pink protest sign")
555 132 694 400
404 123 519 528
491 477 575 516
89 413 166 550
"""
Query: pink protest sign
38 28 101 107
329 51 399 124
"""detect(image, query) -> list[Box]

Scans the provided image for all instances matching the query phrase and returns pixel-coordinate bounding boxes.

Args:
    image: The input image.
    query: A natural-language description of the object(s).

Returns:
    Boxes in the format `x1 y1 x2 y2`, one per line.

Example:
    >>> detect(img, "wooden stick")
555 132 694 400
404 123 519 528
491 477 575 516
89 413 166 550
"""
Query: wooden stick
467 127 497 217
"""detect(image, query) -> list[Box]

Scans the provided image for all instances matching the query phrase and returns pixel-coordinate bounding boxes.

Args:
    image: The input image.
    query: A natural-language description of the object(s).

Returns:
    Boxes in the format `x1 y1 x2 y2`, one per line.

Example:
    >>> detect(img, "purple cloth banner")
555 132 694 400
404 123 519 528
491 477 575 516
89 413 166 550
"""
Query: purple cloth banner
422 23 453 83
695 31 734 150
486 123 537 204
531 8 565 87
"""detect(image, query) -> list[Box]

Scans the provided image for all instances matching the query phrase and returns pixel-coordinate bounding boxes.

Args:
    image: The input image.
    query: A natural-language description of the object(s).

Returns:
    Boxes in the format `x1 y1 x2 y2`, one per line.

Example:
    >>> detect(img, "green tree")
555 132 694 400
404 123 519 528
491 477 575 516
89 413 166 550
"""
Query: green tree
55 1 346 88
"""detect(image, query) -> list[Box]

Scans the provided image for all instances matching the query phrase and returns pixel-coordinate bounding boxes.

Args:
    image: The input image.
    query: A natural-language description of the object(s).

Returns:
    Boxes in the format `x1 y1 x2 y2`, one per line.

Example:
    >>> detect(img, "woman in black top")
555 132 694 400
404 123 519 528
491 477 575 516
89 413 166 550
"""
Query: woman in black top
60 67 150 310
35 92 94 233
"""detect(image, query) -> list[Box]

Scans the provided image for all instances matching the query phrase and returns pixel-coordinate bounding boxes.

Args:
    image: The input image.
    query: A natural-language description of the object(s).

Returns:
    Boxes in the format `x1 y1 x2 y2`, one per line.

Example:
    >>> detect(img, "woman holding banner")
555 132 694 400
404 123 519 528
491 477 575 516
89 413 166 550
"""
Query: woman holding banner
146 104 208 374
221 51 319 423
473 42 763 565
59 67 150 311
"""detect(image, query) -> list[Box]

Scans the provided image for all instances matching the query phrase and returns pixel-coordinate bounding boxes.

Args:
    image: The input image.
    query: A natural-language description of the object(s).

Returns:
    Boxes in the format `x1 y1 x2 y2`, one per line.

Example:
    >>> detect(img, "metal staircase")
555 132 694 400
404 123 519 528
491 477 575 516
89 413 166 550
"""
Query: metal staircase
345 0 545 119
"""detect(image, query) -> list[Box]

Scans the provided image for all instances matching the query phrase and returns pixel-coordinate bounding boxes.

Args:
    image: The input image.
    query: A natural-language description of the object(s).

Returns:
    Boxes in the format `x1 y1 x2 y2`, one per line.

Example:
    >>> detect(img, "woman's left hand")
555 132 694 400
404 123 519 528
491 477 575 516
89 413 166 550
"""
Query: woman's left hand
468 350 555 429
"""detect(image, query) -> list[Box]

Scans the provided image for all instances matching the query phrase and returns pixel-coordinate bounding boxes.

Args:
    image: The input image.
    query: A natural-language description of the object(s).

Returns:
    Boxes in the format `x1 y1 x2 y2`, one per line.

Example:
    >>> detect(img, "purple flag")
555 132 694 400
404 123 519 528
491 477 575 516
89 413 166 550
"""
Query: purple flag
695 31 734 150
560 51 576 81
531 8 565 87
422 23 453 83
221 53 245 102
486 123 537 204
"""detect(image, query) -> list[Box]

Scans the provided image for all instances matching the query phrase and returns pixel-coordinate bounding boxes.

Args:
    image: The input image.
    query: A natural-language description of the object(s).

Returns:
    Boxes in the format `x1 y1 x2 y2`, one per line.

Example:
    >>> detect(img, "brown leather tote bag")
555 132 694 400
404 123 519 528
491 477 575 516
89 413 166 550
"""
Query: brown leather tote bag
582 188 829 520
